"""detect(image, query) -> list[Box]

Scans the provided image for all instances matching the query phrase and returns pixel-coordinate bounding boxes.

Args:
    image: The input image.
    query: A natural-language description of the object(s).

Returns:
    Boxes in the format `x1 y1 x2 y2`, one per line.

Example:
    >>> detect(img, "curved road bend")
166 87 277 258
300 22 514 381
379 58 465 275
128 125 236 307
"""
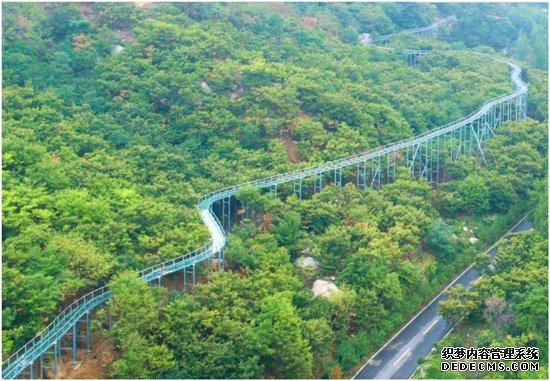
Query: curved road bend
354 216 533 380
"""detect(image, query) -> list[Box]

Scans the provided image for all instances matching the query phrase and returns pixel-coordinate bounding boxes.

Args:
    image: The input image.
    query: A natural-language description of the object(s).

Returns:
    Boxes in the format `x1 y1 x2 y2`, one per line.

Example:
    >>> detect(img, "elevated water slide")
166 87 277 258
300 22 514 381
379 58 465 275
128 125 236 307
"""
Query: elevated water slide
378 16 456 43
3 45 528 381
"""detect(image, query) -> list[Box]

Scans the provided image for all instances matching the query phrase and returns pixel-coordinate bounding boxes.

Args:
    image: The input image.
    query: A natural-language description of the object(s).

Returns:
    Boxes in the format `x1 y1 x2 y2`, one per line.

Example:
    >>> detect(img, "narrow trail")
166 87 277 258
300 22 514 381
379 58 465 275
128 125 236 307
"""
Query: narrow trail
280 127 300 163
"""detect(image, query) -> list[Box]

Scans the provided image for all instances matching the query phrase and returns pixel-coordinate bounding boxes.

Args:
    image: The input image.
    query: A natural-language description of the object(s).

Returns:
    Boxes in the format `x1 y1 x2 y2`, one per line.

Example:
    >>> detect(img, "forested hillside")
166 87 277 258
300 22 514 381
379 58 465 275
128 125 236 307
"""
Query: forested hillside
102 119 547 379
415 190 548 379
2 2 548 379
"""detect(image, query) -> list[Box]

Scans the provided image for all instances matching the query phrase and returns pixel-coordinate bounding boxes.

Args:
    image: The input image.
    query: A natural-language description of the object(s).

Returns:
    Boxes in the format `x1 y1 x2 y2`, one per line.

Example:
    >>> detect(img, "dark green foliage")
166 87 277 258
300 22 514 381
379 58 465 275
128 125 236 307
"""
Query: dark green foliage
94 3 143 29
438 3 548 69
531 178 548 236
254 294 313 378
275 211 303 259
424 218 461 259
421 230 548 379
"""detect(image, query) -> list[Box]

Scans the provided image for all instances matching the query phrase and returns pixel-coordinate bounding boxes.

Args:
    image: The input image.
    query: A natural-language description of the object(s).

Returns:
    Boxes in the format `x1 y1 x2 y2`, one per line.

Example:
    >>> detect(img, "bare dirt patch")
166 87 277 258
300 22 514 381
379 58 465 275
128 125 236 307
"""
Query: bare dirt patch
279 127 300 163
75 3 96 24
114 29 137 45
52 334 116 379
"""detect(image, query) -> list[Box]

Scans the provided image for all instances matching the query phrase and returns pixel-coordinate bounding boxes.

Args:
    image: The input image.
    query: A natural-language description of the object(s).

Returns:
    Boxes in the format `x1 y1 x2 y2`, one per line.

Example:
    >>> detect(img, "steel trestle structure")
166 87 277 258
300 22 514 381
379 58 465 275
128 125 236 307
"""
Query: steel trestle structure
378 16 456 44
2 52 528 381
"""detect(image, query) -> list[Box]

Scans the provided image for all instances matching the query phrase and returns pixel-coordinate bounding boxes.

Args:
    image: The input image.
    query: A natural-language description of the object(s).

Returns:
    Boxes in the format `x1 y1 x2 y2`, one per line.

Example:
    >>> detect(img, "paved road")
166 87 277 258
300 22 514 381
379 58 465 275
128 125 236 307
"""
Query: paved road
354 216 533 379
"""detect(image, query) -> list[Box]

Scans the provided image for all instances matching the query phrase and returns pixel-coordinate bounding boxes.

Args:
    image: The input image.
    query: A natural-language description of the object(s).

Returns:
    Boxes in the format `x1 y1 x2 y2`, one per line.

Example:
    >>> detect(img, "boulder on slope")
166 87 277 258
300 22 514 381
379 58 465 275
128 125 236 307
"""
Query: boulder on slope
312 279 339 298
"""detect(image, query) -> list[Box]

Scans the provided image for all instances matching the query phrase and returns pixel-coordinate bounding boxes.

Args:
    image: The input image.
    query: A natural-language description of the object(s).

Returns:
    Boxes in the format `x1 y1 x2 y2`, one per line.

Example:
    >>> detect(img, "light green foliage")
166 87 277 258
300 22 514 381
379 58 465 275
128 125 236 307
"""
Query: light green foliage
531 178 548 235
254 294 313 378
485 120 547 196
94 3 143 29
108 271 160 345
419 230 548 379
47 234 114 283
493 231 547 274
275 211 303 259
529 25 548 70
423 218 458 261
456 174 490 214
111 332 175 379
317 225 353 275
526 68 548 121
158 295 263 379
438 3 548 70
514 31 529 61
438 284 481 324
484 171 519 214
303 318 334 369
108 272 174 378
438 120 547 219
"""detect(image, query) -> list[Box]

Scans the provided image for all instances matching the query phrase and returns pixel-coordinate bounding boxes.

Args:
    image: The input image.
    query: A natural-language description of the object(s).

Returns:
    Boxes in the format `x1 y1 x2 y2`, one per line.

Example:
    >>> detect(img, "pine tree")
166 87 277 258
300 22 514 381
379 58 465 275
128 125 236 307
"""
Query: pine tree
514 31 529 61
329 363 343 379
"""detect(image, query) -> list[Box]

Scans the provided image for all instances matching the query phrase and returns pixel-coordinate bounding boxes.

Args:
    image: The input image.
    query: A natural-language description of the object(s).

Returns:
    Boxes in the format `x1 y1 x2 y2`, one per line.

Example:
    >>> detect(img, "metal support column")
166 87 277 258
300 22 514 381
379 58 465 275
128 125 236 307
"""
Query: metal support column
428 140 434 183
314 172 323 193
479 116 484 146
424 141 429 182
458 124 463 159
218 250 224 271
23 363 34 380
443 132 447 161
377 155 381 189
486 112 495 137
85 311 90 353
409 143 420 174
333 168 342 188
468 123 473 157
53 342 58 379
410 144 415 173
393 150 397 180
183 266 187 293
425 142 429 179
386 152 391 184
222 197 231 231
241 201 248 221
40 354 44 379
293 178 302 199
108 305 113 330
72 323 77 364
357 161 367 190
470 123 487 165
369 157 380 189
369 158 376 189
498 101 503 126
436 136 440 184
450 129 454 161
270 184 277 197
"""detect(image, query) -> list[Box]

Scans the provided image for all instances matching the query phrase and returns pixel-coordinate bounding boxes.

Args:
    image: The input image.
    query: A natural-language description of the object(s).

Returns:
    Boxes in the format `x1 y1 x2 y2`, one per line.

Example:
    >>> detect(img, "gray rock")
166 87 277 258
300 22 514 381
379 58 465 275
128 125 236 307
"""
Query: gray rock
296 256 319 271
312 279 339 298
112 44 125 54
